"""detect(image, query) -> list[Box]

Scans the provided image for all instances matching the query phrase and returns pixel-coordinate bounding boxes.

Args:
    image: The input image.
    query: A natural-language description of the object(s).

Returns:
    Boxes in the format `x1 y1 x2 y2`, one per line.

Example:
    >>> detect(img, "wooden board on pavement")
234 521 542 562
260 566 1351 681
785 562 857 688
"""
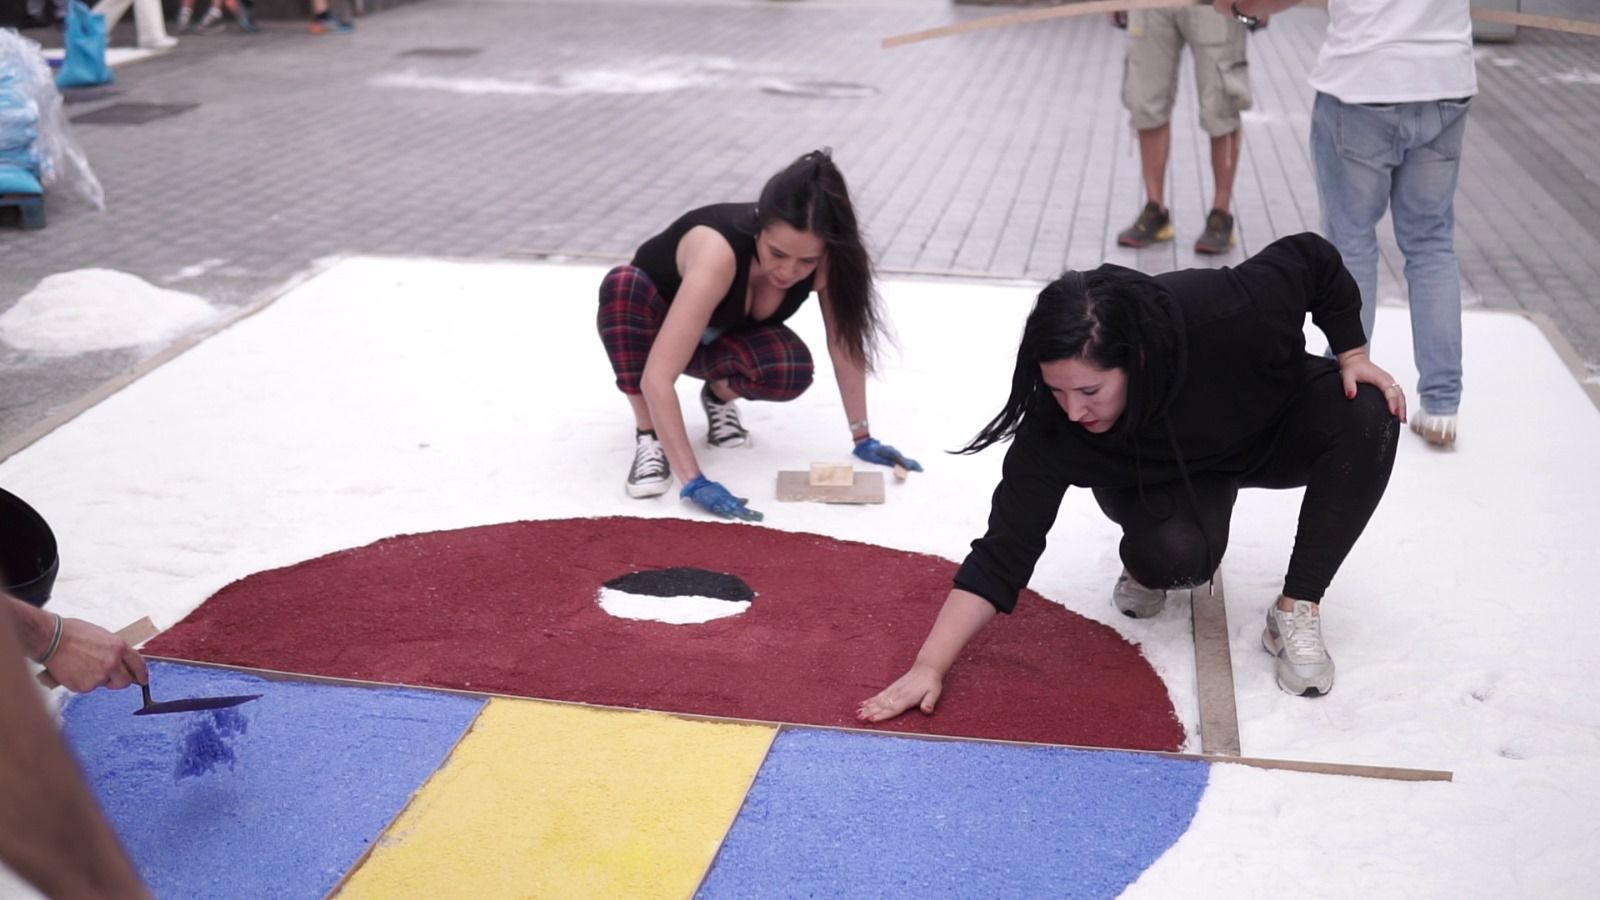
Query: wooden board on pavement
776 470 885 504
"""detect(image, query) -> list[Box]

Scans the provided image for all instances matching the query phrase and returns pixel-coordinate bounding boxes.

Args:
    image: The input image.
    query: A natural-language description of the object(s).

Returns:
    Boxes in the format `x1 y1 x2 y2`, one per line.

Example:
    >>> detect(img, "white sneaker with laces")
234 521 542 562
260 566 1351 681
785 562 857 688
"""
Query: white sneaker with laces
1111 569 1166 619
1410 410 1457 447
701 383 749 448
625 431 671 498
1261 599 1335 696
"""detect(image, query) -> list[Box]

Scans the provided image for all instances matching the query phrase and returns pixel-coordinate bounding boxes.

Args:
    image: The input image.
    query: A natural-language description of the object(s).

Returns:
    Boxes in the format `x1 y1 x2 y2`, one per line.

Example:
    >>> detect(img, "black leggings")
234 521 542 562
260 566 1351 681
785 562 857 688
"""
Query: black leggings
1093 370 1399 603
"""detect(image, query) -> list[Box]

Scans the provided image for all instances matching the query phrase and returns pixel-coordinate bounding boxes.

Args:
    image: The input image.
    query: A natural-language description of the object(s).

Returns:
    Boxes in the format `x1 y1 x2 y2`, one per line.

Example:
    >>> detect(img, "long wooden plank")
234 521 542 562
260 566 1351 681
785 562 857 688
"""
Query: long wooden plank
142 653 1453 783
880 0 1600 50
882 0 1200 50
1190 572 1242 757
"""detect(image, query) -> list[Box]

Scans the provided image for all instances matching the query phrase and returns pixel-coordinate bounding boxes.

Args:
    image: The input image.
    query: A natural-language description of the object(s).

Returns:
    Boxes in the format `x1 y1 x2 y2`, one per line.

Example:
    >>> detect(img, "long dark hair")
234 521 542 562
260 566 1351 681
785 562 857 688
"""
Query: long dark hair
755 149 883 370
959 265 1183 454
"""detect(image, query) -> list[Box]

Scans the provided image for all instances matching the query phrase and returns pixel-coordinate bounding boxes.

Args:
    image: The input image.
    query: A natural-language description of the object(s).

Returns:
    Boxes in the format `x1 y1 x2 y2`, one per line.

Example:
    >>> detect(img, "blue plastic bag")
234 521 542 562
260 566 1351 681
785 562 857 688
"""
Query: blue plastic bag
55 0 114 90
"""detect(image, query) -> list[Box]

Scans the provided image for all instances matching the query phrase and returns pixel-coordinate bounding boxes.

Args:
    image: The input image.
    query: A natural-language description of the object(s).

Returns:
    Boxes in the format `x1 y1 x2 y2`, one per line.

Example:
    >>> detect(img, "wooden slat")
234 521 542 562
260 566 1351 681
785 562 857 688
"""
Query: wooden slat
141 653 1455 783
1190 572 1242 757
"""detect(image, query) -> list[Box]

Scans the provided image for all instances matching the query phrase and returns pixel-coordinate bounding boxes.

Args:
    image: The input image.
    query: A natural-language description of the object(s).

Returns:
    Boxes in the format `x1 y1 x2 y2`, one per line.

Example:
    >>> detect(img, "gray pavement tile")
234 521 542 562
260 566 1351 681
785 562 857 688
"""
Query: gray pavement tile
3 0 1599 454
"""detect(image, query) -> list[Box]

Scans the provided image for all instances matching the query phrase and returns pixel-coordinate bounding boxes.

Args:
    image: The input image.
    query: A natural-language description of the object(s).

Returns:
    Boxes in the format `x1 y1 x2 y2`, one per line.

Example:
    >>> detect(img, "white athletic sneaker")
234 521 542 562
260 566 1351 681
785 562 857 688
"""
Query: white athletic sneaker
1262 599 1335 697
1111 569 1166 619
1410 410 1457 447
701 383 749 448
625 431 671 498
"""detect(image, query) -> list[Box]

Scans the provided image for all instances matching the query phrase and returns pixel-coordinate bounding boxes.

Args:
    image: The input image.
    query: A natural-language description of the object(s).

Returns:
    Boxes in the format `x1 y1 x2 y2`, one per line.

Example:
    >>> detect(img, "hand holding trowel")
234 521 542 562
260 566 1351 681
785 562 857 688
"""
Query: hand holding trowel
35 616 260 716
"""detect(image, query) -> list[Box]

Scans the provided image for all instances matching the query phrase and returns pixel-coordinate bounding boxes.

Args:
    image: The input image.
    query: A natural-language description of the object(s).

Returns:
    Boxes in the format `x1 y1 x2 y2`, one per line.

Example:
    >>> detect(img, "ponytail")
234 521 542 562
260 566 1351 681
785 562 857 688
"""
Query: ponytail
756 149 884 370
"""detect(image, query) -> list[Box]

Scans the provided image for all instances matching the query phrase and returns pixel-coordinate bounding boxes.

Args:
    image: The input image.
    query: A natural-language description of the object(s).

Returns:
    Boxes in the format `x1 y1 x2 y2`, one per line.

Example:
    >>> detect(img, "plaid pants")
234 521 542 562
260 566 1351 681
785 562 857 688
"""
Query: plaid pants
597 265 814 401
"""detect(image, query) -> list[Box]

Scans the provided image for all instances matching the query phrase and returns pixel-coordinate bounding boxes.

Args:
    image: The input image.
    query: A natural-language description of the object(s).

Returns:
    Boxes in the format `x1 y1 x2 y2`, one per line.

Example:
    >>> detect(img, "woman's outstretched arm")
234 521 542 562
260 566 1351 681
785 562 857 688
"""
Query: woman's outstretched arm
857 588 997 722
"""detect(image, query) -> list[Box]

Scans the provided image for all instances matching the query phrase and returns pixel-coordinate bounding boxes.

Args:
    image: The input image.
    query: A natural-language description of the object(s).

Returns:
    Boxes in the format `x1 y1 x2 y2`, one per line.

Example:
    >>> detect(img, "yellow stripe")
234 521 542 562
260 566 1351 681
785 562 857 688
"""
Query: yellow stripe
338 699 775 899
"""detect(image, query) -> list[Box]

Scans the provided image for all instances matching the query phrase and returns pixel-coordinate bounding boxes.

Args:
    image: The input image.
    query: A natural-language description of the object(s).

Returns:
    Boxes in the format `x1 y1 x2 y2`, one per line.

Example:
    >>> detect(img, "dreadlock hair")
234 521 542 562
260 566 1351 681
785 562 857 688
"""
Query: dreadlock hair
958 265 1182 454
754 149 884 371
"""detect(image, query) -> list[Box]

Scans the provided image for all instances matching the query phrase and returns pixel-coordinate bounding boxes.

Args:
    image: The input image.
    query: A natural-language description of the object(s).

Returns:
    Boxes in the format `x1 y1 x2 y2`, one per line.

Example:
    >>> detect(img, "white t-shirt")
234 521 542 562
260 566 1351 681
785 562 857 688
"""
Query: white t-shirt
1309 0 1478 103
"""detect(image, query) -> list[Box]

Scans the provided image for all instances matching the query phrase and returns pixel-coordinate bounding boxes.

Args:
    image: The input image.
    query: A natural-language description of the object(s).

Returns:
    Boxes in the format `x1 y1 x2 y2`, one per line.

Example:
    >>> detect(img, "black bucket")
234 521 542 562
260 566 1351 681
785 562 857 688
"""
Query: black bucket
0 488 59 608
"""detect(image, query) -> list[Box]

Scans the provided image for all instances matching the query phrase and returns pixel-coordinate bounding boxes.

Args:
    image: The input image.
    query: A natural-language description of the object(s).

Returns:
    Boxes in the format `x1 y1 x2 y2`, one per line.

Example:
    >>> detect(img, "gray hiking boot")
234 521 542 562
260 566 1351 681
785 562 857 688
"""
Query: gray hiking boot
701 382 749 448
1193 208 1236 255
1262 599 1335 696
1116 201 1173 248
1112 569 1166 619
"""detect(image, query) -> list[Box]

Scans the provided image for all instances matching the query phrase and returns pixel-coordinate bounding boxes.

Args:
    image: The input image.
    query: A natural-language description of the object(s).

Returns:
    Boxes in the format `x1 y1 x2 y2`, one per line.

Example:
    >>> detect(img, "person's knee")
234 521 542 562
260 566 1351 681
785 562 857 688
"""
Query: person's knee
1346 384 1402 453
748 359 814 401
1123 524 1217 589
599 264 647 297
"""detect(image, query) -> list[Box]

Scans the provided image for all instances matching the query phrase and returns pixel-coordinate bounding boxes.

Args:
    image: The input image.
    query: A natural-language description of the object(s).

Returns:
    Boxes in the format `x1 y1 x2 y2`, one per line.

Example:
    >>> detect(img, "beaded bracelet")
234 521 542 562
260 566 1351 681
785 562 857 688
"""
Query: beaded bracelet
33 612 64 665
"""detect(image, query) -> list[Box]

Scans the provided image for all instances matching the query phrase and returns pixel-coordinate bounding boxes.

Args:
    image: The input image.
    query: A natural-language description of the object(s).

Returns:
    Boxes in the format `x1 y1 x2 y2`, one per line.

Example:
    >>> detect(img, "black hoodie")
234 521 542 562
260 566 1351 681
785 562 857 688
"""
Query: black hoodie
954 232 1368 613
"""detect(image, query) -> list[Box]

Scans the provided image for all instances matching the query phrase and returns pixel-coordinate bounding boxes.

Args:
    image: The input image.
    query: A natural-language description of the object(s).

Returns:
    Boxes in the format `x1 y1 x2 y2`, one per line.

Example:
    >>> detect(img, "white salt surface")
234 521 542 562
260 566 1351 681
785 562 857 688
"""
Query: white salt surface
0 270 215 357
2 257 1597 897
372 58 737 97
597 587 751 624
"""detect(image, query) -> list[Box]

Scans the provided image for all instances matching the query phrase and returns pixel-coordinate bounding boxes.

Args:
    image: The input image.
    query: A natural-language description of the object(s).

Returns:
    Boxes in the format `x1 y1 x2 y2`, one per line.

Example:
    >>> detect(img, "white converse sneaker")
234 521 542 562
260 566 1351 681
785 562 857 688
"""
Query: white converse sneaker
1262 599 1335 696
625 431 671 498
701 383 749 448
1111 569 1166 619
1410 410 1457 447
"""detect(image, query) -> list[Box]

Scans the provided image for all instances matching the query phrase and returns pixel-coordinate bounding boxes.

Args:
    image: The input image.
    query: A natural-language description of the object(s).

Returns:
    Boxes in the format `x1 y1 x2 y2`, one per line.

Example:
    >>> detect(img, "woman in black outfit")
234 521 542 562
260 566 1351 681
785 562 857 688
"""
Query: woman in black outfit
859 232 1403 712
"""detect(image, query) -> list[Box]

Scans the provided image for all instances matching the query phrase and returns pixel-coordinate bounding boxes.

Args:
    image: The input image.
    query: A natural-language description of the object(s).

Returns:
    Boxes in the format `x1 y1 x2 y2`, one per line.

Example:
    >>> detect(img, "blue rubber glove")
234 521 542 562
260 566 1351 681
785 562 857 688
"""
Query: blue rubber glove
681 474 764 522
853 438 923 472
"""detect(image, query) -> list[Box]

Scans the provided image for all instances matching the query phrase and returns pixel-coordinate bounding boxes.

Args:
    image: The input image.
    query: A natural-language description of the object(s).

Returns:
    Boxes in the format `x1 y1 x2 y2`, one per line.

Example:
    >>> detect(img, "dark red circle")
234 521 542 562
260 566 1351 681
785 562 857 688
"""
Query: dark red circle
148 517 1185 750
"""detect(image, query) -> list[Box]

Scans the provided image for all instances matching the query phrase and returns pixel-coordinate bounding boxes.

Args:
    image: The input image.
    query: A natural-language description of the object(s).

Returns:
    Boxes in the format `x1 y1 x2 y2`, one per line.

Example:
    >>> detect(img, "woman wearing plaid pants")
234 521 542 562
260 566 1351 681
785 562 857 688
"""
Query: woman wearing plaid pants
597 151 920 521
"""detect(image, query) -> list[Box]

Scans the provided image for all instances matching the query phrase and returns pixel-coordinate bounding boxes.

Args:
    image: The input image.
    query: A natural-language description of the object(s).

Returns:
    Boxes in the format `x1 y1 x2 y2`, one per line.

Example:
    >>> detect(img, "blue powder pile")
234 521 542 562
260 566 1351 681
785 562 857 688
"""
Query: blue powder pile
174 706 251 781
699 728 1210 898
59 661 486 898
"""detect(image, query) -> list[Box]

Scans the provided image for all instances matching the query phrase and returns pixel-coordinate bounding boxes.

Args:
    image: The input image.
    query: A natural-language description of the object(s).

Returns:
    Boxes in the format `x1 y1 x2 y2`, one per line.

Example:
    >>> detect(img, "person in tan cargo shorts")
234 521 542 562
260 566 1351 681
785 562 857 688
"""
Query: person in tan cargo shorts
1115 2 1260 255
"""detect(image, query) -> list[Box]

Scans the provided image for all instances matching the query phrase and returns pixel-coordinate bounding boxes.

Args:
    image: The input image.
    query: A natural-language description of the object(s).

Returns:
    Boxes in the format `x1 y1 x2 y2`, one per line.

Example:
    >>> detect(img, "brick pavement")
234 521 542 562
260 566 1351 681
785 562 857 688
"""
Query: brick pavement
2 0 1598 453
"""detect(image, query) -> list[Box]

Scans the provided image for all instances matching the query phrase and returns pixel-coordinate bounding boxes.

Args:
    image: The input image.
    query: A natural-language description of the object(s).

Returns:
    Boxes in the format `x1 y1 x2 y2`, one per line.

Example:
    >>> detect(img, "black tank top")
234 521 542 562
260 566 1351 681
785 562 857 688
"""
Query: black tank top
629 203 816 333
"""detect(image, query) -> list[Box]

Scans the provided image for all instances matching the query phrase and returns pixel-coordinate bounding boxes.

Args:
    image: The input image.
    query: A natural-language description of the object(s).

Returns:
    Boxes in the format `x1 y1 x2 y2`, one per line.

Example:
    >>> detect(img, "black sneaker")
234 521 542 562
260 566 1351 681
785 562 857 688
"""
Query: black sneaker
1116 201 1173 248
626 431 671 498
1193 208 1236 255
701 383 749 448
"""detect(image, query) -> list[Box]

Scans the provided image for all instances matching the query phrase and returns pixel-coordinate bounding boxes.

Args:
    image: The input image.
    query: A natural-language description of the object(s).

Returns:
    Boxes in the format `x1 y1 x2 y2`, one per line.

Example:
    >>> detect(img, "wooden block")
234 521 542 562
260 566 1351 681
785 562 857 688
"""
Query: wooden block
776 470 885 504
809 463 855 487
892 464 909 482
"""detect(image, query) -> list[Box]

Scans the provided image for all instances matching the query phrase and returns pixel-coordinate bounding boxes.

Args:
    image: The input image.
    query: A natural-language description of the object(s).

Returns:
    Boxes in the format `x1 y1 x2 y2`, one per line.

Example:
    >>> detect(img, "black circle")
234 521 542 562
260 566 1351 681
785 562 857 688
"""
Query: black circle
602 567 754 602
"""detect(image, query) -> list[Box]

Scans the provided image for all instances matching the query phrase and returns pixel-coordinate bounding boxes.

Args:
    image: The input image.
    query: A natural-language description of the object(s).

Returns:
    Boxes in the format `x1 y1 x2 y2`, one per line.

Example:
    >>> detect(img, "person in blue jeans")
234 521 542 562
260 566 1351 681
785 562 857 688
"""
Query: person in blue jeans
1238 0 1475 447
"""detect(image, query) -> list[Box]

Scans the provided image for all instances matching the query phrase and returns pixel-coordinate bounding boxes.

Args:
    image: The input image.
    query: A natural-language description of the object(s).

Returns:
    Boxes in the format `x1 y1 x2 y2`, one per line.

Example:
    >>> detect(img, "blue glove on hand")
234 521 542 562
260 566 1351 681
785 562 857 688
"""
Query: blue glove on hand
853 438 923 472
681 474 764 522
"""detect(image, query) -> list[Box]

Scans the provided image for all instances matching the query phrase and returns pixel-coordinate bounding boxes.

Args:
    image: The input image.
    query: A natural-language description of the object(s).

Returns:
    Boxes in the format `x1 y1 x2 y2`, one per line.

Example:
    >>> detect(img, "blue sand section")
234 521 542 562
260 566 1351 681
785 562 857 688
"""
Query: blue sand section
699 729 1209 899
59 662 485 899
